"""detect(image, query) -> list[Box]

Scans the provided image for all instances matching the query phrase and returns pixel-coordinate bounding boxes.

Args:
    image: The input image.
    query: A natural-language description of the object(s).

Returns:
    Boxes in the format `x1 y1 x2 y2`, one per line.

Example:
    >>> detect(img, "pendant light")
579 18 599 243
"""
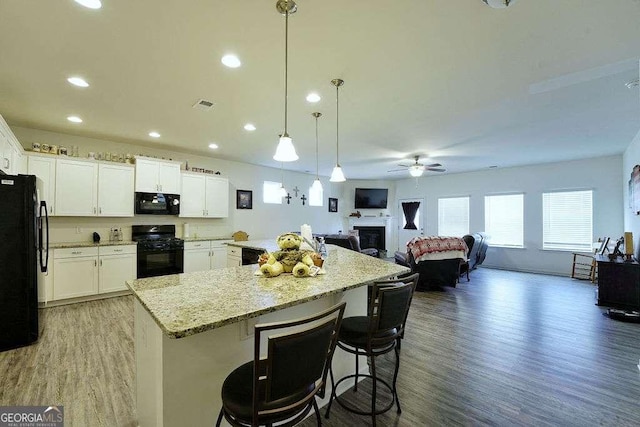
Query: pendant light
329 78 346 182
273 0 299 162
311 112 323 192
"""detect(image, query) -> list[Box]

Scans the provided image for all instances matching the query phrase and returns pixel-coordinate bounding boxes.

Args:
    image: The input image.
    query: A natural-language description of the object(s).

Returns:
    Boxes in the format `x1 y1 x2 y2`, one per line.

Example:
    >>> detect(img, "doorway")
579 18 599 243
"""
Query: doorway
398 198 424 251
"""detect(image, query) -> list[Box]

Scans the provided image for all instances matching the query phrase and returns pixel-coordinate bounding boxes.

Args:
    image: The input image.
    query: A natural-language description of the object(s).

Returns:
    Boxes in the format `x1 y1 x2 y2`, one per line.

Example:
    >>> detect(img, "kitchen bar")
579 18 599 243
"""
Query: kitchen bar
128 241 409 426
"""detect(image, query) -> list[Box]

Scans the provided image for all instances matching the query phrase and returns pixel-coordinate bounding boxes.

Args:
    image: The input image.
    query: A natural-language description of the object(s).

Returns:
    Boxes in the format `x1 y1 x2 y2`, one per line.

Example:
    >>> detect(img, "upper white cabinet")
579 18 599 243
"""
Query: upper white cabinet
0 114 25 175
54 158 134 217
135 157 181 194
180 172 229 218
55 158 99 216
98 163 134 217
27 154 57 216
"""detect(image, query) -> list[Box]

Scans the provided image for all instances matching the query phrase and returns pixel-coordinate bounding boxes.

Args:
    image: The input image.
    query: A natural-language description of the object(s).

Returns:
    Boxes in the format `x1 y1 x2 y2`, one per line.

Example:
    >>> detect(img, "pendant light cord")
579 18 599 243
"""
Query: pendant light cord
315 115 319 179
283 7 289 134
335 84 339 165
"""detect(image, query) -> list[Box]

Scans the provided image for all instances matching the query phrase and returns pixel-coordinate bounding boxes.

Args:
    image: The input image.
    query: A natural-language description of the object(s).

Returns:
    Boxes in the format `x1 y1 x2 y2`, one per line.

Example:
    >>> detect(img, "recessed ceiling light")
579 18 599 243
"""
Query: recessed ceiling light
67 116 83 123
149 131 161 138
208 143 219 150
306 92 321 103
67 77 89 88
244 123 256 131
74 0 102 9
221 54 241 68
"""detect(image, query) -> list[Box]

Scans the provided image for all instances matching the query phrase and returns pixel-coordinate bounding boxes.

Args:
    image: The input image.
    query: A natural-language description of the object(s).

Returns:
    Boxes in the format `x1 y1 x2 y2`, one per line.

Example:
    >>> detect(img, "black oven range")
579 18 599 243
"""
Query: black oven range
132 225 184 278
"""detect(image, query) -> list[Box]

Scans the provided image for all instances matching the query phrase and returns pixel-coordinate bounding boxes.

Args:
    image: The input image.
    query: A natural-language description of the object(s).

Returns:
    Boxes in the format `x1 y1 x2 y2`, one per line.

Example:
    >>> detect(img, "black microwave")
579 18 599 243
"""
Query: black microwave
135 192 180 215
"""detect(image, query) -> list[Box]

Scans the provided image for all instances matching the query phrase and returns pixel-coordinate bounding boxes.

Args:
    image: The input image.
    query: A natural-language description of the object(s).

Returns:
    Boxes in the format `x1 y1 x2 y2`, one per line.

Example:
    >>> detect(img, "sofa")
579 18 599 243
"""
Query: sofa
394 236 467 291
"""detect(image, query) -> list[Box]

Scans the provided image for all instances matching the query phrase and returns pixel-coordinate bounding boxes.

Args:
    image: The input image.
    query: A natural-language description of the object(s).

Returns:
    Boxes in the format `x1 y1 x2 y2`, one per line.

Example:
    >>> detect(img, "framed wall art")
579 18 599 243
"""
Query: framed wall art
328 197 338 213
236 190 253 210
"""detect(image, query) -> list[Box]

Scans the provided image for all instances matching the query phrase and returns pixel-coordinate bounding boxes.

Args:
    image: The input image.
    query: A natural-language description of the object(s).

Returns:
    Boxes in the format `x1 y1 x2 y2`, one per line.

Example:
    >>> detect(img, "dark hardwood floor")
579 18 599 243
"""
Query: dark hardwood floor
1 268 638 426
311 268 640 427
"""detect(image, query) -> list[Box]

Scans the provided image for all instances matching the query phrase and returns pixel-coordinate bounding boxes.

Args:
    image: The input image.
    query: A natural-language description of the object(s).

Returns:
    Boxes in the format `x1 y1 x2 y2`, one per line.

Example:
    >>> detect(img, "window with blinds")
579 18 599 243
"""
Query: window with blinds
542 190 592 251
484 194 524 247
438 197 469 237
263 181 283 204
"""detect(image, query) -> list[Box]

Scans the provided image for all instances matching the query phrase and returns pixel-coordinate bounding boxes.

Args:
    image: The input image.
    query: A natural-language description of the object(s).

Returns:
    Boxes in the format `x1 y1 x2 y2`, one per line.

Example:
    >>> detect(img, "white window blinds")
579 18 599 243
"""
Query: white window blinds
438 197 469 237
543 190 592 251
484 194 524 247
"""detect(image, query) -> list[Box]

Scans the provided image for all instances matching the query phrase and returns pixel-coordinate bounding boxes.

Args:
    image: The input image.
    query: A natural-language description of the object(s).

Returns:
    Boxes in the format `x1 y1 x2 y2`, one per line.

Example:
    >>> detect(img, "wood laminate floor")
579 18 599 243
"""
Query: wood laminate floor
1 268 639 426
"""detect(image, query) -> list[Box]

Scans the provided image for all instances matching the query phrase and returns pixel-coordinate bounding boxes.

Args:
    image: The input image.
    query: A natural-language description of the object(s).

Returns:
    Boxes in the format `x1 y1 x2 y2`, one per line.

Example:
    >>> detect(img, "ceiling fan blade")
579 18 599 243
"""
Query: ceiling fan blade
427 167 446 172
424 163 442 168
397 163 411 168
387 168 406 173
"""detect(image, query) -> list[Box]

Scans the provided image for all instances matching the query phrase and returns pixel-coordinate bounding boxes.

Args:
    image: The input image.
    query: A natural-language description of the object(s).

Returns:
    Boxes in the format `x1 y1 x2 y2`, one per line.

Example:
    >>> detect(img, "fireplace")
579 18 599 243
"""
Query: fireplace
354 226 386 251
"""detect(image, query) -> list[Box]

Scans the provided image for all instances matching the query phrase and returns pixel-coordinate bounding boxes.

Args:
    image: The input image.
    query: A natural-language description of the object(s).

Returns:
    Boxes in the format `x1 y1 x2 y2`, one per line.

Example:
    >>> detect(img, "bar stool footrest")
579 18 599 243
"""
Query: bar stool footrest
332 373 398 416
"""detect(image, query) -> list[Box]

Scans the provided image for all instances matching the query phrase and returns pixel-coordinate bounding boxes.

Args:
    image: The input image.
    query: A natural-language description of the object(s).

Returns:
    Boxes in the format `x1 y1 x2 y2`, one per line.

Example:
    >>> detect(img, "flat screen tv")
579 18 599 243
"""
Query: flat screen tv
355 188 388 209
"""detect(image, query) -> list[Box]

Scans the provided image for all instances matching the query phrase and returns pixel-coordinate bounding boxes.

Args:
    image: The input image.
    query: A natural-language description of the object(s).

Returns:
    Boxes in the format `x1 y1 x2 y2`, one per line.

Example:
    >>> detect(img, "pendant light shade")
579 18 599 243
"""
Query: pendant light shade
330 165 346 182
273 0 299 162
329 78 346 183
274 134 298 162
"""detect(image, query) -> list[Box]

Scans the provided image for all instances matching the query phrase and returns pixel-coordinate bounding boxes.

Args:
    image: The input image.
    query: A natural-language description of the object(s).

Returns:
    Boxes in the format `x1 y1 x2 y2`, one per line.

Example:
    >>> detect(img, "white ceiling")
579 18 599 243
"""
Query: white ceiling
1 0 639 180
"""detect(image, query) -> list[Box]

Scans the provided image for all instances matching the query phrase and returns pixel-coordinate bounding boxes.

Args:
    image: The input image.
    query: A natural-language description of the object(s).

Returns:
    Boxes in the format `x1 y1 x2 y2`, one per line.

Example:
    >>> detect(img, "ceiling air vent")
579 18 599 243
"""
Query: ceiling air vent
192 99 215 111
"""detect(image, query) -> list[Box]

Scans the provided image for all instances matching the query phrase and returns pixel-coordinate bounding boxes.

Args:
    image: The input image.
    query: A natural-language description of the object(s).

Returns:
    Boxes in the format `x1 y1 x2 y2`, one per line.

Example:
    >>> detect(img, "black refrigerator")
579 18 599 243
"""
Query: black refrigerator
0 174 49 351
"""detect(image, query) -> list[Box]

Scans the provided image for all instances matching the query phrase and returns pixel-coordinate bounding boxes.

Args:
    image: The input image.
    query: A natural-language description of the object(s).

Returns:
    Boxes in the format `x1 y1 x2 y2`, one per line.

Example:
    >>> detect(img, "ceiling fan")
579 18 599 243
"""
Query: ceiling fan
388 155 446 177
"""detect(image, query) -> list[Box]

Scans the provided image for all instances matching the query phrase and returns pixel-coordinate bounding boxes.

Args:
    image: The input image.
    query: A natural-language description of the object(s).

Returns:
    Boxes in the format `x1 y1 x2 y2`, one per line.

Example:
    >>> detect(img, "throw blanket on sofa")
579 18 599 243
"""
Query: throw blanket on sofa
407 236 468 263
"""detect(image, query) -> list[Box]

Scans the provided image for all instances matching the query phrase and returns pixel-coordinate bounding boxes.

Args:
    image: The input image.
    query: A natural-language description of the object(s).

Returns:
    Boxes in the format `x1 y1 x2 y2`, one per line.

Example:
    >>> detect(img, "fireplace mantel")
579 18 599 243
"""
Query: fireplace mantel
347 216 393 253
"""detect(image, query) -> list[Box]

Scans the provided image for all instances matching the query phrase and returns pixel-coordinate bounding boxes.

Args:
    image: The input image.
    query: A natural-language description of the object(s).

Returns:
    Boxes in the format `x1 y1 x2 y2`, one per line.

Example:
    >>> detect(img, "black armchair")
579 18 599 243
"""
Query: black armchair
324 234 379 257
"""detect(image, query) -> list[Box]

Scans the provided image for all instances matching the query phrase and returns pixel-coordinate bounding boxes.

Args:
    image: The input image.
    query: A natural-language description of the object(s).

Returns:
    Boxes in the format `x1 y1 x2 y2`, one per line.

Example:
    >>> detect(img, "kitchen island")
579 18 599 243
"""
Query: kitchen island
128 241 409 427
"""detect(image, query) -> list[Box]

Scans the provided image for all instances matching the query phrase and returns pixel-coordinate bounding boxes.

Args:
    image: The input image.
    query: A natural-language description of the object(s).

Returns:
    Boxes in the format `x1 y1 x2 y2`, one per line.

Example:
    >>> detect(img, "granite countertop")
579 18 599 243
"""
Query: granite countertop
50 240 136 249
127 245 410 339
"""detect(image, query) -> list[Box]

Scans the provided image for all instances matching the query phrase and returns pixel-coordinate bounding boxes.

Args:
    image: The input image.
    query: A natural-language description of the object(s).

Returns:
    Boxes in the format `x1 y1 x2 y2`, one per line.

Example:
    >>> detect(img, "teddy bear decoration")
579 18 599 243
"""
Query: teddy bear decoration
259 233 323 278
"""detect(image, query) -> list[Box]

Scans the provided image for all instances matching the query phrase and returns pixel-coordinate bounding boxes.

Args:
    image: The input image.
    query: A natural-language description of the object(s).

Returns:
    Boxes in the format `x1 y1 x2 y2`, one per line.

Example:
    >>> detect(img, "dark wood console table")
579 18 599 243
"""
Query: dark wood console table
595 255 640 310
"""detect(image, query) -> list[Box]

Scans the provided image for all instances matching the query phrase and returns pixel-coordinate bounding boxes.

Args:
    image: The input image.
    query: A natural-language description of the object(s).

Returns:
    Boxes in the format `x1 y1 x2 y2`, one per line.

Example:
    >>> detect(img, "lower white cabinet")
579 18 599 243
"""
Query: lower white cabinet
184 240 232 273
98 245 137 293
227 245 242 267
53 247 99 300
49 245 136 302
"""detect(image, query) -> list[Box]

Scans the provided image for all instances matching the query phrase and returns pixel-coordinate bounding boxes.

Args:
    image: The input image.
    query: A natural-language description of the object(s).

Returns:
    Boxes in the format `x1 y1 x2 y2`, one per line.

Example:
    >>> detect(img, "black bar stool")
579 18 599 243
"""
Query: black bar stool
324 273 418 426
216 302 346 427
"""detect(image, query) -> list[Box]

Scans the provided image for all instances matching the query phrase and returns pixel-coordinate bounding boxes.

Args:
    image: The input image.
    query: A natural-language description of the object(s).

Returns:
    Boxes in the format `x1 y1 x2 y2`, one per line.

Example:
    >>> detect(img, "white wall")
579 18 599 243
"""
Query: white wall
623 128 640 257
394 156 623 276
14 126 347 243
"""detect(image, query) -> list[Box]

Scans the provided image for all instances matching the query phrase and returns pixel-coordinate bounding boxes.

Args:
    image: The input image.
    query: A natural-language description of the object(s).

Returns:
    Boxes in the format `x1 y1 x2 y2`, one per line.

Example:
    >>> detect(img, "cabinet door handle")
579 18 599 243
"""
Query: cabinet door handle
99 207 102 214
95 260 97 267
100 259 103 266
71 251 82 255
50 206 53 214
114 249 123 252
93 207 97 214
3 158 9 169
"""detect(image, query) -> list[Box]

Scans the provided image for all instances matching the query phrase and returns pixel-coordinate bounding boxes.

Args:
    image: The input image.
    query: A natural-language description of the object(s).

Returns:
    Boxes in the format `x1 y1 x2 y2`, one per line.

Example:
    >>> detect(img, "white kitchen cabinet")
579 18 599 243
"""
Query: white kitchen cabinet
55 158 99 216
184 240 232 273
180 173 229 218
227 245 242 267
48 245 135 302
180 174 206 217
98 245 136 293
54 158 134 217
98 163 134 217
135 157 181 194
0 115 25 175
205 176 229 218
53 247 100 300
27 154 57 215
